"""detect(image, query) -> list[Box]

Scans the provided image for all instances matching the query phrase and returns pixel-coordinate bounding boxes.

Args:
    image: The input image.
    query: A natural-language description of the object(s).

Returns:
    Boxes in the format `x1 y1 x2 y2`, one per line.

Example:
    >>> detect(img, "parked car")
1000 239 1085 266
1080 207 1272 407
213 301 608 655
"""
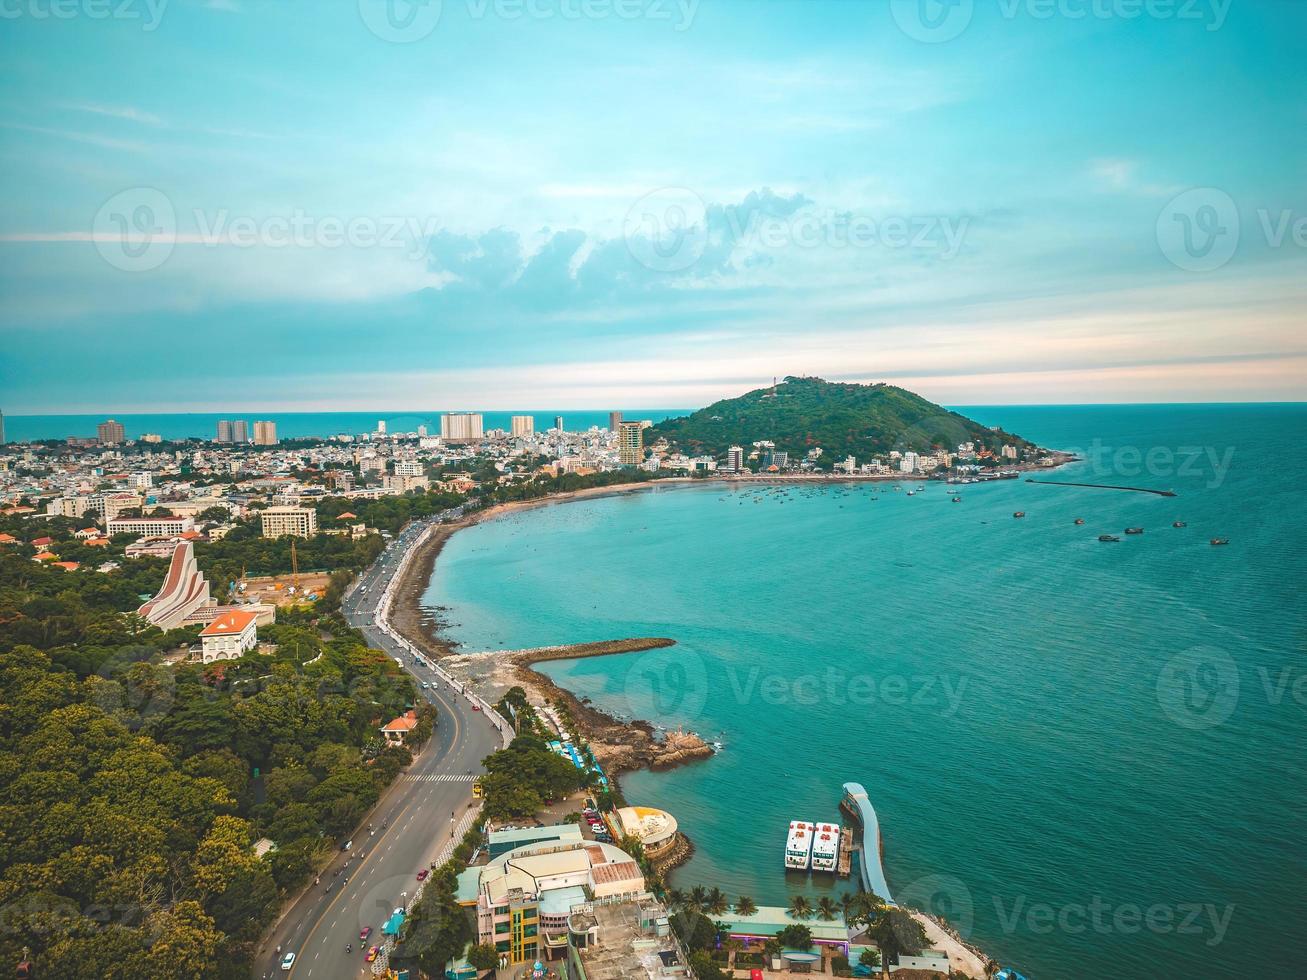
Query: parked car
416 869 430 881
365 946 379 963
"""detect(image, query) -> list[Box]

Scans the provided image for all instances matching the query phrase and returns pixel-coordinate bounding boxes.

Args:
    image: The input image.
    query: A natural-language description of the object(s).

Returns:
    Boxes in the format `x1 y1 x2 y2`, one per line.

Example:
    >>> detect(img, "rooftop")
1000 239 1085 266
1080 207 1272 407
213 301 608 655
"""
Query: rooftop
200 610 259 636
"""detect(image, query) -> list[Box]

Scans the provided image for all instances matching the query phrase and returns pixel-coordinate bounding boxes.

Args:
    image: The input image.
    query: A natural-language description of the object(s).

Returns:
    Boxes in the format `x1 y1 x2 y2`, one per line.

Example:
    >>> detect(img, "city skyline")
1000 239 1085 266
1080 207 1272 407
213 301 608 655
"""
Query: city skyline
2 3 1304 414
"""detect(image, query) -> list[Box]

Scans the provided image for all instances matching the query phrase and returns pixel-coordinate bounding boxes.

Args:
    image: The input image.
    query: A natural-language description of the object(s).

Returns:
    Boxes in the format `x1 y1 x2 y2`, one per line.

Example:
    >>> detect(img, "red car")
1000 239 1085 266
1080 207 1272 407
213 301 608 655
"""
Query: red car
359 926 372 941
416 869 429 881
365 946 379 963
472 704 481 711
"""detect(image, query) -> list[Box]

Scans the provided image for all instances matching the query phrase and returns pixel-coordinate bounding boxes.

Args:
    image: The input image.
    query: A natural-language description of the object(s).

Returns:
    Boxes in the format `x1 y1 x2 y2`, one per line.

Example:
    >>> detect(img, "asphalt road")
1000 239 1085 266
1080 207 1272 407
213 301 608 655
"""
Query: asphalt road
258 513 501 980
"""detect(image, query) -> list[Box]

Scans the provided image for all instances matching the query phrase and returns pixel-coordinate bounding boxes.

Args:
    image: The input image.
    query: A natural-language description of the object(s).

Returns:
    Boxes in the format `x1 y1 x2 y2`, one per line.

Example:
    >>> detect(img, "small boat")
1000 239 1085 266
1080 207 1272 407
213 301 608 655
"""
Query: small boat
1125 527 1144 535
1099 534 1120 542
1074 518 1085 525
1013 511 1025 518
952 496 962 503
1172 521 1187 528
1210 538 1229 546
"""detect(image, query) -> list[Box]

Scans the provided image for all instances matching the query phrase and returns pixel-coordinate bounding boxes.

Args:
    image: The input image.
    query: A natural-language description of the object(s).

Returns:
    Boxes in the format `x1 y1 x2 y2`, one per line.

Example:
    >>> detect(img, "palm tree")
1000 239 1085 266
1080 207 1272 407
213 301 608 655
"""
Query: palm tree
706 887 730 916
839 892 858 920
787 894 813 919
666 888 688 911
687 885 708 914
735 895 758 917
815 896 838 921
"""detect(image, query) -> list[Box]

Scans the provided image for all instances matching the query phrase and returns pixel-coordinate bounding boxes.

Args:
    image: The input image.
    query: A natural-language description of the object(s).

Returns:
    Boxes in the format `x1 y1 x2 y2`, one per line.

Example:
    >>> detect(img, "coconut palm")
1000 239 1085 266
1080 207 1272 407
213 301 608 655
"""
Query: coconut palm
666 888 688 911
815 896 838 921
787 894 813 919
706 886 730 916
687 885 708 914
735 895 758 917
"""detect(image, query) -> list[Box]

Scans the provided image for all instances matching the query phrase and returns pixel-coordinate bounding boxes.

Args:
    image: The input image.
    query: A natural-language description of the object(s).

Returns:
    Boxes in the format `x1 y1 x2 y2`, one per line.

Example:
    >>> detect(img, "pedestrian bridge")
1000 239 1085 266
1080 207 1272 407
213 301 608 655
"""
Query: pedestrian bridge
841 782 894 905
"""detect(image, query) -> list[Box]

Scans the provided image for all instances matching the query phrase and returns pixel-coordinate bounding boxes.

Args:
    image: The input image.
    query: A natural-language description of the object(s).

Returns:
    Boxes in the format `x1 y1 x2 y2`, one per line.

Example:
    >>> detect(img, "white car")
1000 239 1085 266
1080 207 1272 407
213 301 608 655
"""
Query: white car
280 952 296 971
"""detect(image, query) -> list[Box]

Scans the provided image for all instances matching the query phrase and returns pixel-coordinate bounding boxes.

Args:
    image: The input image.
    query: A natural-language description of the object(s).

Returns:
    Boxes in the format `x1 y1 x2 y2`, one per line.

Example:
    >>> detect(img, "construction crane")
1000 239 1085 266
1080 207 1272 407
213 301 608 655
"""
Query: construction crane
290 539 300 589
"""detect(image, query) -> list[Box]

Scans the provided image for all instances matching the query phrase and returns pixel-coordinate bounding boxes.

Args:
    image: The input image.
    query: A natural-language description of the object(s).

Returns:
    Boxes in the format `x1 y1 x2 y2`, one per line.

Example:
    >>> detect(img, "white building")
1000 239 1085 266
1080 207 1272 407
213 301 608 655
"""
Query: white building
725 446 744 472
394 459 424 477
511 415 535 437
107 515 195 537
899 452 919 474
259 506 317 538
199 609 258 663
441 412 484 443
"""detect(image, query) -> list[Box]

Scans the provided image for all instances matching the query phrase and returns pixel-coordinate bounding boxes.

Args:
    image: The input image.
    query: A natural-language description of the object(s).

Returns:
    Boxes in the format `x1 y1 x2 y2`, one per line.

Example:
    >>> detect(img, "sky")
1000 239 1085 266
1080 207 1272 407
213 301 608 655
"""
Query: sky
0 0 1304 413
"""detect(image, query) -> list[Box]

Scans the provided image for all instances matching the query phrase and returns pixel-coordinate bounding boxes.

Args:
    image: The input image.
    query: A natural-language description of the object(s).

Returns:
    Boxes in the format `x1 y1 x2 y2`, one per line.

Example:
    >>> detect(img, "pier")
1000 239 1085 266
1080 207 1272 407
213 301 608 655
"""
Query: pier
837 825 853 877
1025 478 1177 497
839 782 894 904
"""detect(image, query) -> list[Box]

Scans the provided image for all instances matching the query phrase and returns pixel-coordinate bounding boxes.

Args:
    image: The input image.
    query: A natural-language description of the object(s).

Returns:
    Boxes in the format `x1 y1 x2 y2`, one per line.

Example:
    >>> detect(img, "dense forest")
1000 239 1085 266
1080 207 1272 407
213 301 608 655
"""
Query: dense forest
0 552 431 979
651 375 1036 462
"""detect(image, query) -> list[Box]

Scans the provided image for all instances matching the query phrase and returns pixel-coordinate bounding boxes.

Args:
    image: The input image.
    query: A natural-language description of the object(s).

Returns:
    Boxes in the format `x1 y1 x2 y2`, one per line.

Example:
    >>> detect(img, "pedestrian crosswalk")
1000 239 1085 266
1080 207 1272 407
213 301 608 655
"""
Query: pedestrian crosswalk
404 772 478 783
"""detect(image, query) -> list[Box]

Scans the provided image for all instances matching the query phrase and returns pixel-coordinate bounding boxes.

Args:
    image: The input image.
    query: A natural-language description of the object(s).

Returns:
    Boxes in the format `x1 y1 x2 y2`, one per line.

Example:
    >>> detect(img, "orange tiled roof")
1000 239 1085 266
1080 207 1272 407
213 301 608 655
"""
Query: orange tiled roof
200 610 258 636
381 710 419 733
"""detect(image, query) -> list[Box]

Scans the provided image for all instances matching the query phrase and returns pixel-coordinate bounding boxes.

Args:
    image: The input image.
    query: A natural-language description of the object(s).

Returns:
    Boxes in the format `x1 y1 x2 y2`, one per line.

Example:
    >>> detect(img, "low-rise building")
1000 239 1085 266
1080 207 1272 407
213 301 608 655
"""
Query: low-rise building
380 709 418 747
107 515 195 537
259 506 317 538
199 609 259 663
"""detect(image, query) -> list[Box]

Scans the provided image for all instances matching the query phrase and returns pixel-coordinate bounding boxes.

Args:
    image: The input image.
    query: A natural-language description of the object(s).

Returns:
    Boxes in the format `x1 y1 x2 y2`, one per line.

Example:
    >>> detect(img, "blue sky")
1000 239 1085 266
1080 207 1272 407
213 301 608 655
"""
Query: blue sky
1 0 1303 412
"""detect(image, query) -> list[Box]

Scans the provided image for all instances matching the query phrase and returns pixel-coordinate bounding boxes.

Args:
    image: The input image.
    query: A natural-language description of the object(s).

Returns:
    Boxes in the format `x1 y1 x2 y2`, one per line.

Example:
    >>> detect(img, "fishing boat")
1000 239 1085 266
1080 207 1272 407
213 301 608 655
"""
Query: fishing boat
1074 518 1086 525
1210 538 1230 546
1172 521 1187 528
1125 527 1144 535
1099 534 1120 542
1013 511 1025 518
952 496 962 502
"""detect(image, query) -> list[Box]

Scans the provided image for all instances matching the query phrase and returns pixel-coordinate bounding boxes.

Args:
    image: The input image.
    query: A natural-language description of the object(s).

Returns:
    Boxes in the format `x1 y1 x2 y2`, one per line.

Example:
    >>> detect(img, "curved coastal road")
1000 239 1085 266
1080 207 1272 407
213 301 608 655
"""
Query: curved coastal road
257 515 502 980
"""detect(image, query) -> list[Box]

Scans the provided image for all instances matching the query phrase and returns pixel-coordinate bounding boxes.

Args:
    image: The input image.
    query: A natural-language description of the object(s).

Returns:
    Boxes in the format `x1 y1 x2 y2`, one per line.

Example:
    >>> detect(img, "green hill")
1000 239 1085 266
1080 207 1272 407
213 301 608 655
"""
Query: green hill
650 376 1035 462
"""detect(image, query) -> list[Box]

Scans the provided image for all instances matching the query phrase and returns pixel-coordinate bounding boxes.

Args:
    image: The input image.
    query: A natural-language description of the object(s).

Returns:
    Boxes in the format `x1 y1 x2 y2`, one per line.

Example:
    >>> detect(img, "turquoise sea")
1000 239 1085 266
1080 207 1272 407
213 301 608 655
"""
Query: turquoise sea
423 405 1305 979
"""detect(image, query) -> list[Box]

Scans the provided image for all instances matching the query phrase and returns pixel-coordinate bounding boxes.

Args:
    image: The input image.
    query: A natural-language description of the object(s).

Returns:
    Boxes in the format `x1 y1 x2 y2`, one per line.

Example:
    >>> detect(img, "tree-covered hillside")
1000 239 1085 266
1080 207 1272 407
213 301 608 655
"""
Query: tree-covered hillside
650 376 1035 462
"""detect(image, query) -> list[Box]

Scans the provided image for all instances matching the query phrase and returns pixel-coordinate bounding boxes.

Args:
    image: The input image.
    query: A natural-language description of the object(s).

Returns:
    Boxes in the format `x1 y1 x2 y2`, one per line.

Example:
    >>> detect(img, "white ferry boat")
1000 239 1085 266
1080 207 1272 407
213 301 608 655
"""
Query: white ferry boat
811 823 840 872
785 821 814 870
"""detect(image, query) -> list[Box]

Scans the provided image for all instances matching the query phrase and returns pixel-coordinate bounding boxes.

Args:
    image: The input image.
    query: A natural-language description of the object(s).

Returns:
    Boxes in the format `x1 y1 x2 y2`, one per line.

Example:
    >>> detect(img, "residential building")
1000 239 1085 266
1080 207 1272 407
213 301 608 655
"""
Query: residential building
107 515 195 537
253 420 278 445
554 415 564 432
97 419 125 445
136 541 212 629
259 506 317 538
441 412 484 443
511 415 534 437
216 420 234 443
394 459 424 477
127 472 153 490
231 420 248 443
725 446 744 473
199 609 259 663
617 421 643 466
1002 444 1018 460
376 419 387 435
608 411 623 431
900 451 919 474
47 496 92 519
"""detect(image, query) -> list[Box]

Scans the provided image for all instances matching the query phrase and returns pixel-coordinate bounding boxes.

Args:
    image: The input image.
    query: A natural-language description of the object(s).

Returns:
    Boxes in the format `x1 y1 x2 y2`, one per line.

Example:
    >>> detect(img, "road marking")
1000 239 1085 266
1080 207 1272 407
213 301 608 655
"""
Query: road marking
403 773 478 783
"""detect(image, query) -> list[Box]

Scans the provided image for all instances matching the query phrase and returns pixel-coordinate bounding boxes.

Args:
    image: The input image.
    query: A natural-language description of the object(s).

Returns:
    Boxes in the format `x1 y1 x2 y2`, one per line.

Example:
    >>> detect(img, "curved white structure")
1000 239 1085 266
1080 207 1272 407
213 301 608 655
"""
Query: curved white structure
137 540 210 629
841 782 894 904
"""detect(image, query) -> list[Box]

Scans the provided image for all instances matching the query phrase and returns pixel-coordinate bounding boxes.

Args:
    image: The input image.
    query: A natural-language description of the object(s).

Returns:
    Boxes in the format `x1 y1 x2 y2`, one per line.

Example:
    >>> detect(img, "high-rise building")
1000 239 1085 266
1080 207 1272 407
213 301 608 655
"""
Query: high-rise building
97 419 125 445
231 420 248 443
441 412 484 443
511 415 534 437
554 415 564 433
377 420 387 435
0 408 5 444
253 420 278 445
618 421 644 466
216 420 233 443
259 506 318 538
726 446 744 472
417 424 428 437
609 411 623 431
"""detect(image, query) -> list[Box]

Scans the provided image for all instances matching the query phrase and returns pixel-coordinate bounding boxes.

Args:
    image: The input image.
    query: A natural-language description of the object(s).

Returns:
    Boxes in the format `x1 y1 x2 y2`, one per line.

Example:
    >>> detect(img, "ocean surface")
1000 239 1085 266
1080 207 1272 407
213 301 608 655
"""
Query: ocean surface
0 410 688 443
424 404 1305 979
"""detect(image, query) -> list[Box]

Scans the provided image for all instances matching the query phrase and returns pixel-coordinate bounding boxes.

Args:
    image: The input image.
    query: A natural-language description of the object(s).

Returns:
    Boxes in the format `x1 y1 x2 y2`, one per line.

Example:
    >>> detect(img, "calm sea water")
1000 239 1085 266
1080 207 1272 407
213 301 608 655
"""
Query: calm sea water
0 410 687 443
425 404 1305 979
